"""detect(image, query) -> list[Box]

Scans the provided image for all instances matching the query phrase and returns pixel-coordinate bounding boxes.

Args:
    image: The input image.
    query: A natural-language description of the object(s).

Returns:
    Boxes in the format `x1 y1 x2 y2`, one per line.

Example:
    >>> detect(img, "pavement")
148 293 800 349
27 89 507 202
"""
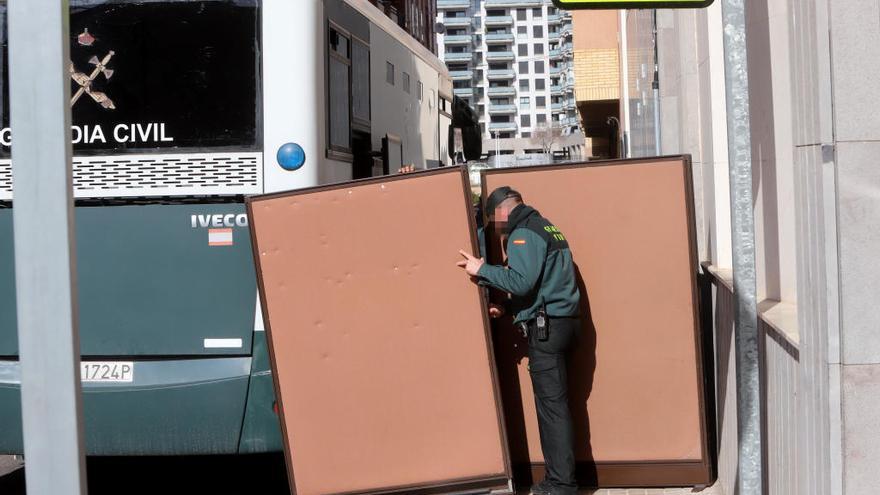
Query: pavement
0 454 722 495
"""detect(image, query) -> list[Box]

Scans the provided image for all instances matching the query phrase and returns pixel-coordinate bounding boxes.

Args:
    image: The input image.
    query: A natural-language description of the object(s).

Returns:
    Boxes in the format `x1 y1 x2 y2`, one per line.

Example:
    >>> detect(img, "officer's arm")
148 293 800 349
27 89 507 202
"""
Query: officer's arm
476 229 546 297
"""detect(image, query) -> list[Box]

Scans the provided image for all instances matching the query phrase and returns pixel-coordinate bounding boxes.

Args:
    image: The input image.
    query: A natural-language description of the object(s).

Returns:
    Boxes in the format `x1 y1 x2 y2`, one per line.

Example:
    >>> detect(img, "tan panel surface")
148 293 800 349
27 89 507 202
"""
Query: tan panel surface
482 158 706 467
249 168 508 495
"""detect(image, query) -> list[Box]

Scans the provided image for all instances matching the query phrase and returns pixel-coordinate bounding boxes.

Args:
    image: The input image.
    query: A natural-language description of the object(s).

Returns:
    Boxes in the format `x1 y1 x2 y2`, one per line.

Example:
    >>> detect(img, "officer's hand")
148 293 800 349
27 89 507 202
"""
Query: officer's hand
488 303 504 319
457 250 484 277
398 164 416 174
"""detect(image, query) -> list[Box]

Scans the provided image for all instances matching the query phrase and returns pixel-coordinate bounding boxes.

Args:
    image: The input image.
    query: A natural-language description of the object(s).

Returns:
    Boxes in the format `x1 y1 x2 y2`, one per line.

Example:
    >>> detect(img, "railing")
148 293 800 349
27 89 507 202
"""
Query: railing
488 121 517 131
488 104 517 114
484 15 514 25
444 51 473 62
487 69 516 79
485 50 515 61
487 86 516 96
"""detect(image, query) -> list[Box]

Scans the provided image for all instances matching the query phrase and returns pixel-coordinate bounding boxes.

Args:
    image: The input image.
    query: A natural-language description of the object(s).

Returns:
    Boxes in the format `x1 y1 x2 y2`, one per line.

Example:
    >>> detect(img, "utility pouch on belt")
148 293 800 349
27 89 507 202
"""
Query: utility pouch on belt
535 305 548 341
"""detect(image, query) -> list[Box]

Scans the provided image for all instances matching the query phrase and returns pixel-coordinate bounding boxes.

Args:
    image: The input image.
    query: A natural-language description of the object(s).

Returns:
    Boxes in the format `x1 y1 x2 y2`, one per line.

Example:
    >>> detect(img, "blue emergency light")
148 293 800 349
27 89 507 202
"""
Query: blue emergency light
277 142 306 171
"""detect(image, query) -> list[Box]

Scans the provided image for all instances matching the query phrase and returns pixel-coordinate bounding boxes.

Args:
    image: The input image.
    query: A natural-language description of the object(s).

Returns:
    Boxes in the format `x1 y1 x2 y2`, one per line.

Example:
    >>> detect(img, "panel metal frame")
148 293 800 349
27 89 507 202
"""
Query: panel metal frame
246 166 513 495
480 155 713 488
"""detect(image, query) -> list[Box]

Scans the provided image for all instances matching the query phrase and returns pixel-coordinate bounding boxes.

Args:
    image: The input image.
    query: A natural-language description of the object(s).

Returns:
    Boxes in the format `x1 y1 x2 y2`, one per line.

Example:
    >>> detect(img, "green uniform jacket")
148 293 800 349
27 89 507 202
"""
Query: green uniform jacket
477 204 581 323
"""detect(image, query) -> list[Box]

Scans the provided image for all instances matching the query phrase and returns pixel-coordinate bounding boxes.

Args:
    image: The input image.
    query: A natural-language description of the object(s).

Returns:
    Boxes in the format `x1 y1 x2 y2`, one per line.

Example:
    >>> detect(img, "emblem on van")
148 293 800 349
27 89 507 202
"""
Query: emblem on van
191 214 249 229
70 30 116 110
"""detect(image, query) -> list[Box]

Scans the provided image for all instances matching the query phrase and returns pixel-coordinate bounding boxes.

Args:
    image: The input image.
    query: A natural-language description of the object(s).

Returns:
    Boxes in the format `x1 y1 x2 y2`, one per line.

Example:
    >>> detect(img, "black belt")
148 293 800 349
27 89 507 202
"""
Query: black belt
516 315 578 337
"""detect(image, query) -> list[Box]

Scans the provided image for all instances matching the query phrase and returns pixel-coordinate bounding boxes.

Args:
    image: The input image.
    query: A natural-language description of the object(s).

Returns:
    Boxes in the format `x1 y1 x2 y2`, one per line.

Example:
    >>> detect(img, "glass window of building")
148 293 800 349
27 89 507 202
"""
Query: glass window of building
520 96 530 108
403 72 410 94
386 61 394 85
533 7 542 18
537 96 546 108
518 44 528 56
521 114 531 127
519 61 529 73
328 26 352 156
535 79 546 90
517 26 527 37
533 26 543 38
535 61 545 73
517 9 527 21
537 114 547 124
534 43 544 55
520 79 530 91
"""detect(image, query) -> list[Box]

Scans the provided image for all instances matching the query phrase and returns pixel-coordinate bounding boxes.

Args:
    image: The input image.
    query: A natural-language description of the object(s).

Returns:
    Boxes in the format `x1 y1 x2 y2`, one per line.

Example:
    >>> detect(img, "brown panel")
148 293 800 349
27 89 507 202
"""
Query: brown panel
482 156 712 487
248 167 511 495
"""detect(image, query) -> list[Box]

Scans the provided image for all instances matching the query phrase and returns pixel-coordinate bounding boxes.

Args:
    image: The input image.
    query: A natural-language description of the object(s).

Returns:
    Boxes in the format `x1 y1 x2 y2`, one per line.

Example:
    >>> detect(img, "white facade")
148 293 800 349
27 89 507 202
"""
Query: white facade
435 0 582 159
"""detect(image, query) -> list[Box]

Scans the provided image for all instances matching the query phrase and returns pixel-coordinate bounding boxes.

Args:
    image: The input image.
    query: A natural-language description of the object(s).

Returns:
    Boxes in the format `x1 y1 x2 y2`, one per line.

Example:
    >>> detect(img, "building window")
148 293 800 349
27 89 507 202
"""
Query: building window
520 96 530 109
351 38 371 129
537 96 546 108
534 43 544 55
403 72 411 94
328 25 352 157
534 61 545 73
522 132 531 138
517 26 527 37
537 114 547 124
519 79 530 91
518 44 528 56
521 114 531 127
533 26 543 38
517 9 527 21
535 79 546 90
417 81 423 101
386 61 394 85
519 61 529 73
533 7 542 18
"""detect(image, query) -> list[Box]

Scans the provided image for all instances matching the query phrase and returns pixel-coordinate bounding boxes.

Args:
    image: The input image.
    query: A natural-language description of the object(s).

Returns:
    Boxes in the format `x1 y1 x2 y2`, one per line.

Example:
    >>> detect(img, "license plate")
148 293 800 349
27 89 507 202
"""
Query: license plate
81 361 134 383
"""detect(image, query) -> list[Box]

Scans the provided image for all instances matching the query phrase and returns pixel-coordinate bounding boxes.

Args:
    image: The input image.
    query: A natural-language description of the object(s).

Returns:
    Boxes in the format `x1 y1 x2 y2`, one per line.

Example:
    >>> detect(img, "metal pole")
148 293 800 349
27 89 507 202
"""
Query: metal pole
719 0 762 492
9 1 88 494
652 10 661 157
618 10 631 158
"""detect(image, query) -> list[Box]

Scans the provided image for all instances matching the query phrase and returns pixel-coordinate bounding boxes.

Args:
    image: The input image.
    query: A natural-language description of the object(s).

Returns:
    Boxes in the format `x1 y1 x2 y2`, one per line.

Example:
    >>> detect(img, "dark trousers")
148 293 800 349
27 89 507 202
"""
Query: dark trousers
527 316 579 493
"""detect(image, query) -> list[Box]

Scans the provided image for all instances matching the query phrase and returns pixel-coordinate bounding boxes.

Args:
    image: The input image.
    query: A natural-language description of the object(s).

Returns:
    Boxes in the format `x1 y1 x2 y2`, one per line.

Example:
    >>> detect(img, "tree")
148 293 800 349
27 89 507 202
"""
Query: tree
532 123 562 154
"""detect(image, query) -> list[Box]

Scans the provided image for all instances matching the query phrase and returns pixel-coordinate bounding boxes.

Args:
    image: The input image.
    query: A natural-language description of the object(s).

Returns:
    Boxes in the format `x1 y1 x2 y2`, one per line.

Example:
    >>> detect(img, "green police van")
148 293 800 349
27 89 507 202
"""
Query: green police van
0 0 456 455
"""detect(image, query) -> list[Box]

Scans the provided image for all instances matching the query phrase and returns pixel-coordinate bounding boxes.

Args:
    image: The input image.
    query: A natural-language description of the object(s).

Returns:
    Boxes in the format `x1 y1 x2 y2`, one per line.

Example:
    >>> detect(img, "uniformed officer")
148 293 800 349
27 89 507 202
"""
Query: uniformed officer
457 186 581 495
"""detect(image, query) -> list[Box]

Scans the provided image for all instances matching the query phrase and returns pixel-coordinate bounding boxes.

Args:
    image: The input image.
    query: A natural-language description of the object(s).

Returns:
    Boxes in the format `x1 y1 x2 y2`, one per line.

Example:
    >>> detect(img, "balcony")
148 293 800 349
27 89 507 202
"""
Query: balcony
547 14 562 25
550 49 561 60
484 33 515 44
444 51 473 62
551 102 564 112
443 34 472 45
453 87 473 97
485 50 515 62
487 86 516 96
437 0 470 8
449 70 474 81
488 104 517 115
550 85 562 95
487 69 516 80
484 15 514 27
550 66 563 75
443 17 472 28
488 121 518 132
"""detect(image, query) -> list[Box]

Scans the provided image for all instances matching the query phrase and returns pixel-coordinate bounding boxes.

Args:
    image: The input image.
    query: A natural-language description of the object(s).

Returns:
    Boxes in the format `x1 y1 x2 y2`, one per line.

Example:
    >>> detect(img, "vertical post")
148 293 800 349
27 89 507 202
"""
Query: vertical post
8 1 88 494
618 10 631 158
719 0 762 493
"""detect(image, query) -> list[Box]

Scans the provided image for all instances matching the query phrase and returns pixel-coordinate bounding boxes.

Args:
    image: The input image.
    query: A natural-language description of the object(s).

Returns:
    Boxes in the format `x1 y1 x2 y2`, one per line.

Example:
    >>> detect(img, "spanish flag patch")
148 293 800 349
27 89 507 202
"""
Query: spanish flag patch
512 239 526 245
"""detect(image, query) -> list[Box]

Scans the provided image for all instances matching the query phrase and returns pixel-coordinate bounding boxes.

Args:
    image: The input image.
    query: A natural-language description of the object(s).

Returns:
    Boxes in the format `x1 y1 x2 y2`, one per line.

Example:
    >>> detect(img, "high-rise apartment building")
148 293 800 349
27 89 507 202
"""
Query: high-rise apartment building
436 0 584 161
